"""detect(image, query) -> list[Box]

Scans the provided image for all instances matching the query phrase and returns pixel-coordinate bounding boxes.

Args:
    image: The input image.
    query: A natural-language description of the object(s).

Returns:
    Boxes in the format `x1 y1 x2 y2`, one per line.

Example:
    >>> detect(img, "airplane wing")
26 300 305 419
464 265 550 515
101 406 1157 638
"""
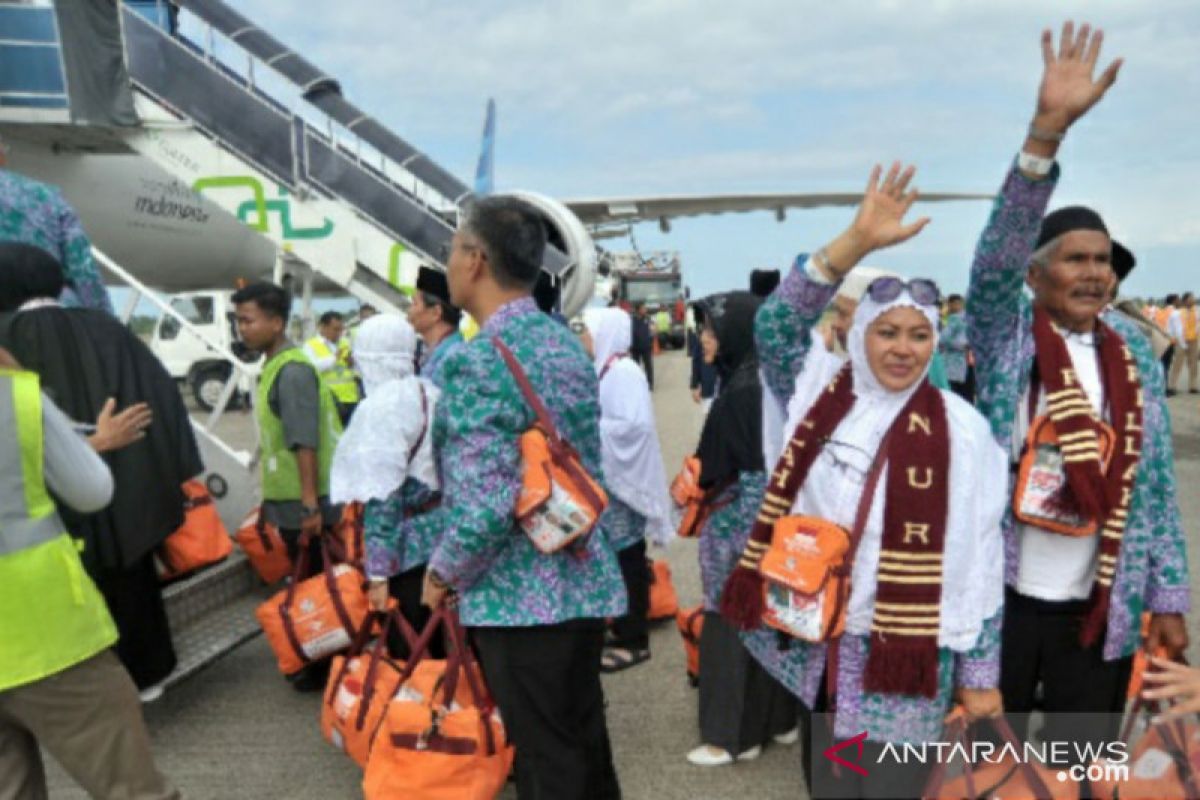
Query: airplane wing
560 191 994 232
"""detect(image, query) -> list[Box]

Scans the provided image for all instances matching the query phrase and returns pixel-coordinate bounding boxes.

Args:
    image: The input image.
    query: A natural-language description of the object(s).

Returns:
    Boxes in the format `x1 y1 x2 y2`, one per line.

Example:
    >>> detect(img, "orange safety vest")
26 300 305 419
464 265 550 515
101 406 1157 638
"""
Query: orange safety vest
1184 308 1198 342
1154 307 1173 331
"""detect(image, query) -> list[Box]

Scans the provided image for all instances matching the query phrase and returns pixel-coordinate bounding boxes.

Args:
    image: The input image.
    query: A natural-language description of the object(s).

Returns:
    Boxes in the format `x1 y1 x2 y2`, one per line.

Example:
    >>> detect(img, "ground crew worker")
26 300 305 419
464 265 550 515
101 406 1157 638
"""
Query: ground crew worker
233 283 343 692
304 310 360 424
0 352 178 800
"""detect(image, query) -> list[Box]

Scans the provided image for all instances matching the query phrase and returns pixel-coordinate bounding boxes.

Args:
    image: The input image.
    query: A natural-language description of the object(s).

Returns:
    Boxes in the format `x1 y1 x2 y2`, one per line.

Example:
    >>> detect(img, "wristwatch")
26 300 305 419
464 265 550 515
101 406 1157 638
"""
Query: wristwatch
300 504 321 518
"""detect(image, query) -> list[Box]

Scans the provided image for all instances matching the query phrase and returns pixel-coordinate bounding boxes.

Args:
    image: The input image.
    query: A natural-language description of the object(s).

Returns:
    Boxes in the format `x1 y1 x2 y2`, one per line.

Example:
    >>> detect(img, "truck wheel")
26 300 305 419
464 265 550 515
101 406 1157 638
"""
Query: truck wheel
191 363 238 412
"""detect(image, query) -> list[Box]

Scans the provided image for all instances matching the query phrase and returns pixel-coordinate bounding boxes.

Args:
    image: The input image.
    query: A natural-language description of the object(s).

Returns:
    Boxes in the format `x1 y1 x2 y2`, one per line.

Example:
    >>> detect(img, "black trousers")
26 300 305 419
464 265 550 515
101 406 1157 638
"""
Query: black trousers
698 612 797 755
473 620 621 800
631 349 654 389
999 587 1133 761
1161 344 1176 379
608 541 650 651
949 365 976 403
92 555 177 690
385 564 445 660
798 673 929 800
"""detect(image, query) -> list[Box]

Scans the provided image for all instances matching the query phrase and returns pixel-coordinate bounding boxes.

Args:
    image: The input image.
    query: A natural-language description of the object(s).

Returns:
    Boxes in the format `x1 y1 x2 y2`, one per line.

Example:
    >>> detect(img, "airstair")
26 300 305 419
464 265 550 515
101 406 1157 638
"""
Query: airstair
2 0 577 689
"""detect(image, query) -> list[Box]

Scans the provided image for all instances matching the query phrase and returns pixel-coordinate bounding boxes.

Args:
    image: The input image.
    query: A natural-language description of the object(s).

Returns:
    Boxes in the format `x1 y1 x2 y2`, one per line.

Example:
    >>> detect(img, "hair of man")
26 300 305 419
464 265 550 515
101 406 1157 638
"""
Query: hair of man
231 282 291 320
420 290 463 327
459 195 547 290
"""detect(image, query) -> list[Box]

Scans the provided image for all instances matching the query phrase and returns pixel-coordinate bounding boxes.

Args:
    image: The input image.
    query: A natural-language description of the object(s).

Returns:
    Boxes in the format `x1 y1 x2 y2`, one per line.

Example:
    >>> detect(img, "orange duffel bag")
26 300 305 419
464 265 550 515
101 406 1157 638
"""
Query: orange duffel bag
1090 693 1200 800
234 506 293 584
675 605 704 687
924 711 1077 800
364 606 514 800
158 480 233 581
322 610 419 767
256 534 369 675
648 559 679 620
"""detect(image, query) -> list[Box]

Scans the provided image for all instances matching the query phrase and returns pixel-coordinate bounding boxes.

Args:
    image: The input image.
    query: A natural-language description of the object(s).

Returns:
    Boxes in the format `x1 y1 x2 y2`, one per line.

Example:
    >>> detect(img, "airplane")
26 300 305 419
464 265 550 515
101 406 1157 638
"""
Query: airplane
1 0 992 318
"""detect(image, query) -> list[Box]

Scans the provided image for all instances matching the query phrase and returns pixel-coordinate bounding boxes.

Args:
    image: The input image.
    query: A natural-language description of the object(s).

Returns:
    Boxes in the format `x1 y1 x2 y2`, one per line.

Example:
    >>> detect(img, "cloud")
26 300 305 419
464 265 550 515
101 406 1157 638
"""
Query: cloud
210 0 1200 295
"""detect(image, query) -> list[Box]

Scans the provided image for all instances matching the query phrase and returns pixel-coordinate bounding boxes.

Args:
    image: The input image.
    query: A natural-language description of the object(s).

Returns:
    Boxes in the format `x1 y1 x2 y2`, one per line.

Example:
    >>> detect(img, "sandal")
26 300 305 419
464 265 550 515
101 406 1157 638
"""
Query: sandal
600 647 650 674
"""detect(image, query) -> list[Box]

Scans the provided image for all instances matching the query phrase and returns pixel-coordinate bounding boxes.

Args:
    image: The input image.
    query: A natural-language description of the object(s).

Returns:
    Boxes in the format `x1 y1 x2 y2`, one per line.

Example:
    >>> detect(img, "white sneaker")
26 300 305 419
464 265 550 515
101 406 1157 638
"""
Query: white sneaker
138 683 165 704
773 727 800 746
737 745 762 761
687 745 733 766
686 745 762 766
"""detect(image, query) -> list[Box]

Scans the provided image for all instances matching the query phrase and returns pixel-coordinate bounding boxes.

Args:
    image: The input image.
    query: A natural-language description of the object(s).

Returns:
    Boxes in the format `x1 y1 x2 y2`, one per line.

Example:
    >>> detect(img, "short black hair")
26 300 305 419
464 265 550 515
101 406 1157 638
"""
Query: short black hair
1165 294 1179 305
231 282 290 320
1184 292 1195 303
318 310 344 326
947 293 964 304
359 304 378 315
460 196 547 290
420 290 463 327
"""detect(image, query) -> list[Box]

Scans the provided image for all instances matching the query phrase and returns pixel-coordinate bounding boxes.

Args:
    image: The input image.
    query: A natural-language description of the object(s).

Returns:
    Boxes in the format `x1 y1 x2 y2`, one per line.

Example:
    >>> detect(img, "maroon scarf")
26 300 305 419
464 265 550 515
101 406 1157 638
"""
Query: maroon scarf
721 366 951 698
1030 307 1143 645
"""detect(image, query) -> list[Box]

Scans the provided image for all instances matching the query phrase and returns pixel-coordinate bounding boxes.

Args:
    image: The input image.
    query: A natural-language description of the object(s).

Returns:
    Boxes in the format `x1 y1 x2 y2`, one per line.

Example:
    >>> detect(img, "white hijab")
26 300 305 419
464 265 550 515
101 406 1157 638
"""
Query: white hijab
330 315 440 504
780 288 1007 651
761 266 898 470
582 308 674 547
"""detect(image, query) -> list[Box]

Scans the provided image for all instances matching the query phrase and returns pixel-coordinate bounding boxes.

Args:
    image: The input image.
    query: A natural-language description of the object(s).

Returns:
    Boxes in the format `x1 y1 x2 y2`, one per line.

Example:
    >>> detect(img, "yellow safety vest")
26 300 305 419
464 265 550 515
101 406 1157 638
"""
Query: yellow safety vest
1184 308 1198 342
306 336 360 404
0 369 118 692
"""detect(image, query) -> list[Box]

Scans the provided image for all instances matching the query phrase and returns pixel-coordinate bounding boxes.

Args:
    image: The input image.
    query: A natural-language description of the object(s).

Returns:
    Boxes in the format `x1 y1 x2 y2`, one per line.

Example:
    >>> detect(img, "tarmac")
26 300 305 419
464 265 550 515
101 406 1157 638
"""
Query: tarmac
46 350 1200 800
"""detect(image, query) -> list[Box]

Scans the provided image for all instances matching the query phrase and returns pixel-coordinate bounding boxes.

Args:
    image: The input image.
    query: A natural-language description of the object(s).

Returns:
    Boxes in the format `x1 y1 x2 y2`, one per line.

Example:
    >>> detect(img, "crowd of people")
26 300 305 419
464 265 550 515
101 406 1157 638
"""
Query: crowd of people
2 18 1200 800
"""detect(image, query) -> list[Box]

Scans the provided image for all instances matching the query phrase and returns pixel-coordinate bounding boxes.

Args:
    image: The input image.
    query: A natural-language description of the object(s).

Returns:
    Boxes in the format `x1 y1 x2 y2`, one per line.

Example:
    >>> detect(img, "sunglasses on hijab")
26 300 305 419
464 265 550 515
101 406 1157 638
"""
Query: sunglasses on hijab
865 277 941 307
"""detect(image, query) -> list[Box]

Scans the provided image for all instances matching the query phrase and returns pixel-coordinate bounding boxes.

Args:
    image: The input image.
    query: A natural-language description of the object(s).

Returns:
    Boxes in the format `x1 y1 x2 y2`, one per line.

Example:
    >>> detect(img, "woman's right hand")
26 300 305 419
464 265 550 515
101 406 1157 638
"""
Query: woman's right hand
367 580 390 612
89 398 153 453
816 162 930 282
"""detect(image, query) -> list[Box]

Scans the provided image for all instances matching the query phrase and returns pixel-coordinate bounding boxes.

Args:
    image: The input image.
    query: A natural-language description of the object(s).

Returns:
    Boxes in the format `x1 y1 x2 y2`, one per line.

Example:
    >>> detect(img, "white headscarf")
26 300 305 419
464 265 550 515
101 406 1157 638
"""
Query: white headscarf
330 315 440 504
780 286 1007 651
761 266 900 469
583 308 675 546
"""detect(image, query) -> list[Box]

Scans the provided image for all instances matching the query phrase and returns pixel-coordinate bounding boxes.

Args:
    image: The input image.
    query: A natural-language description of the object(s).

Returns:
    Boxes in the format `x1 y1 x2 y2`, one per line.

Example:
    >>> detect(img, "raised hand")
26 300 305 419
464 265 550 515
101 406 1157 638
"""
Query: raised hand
1035 22 1122 133
848 162 930 255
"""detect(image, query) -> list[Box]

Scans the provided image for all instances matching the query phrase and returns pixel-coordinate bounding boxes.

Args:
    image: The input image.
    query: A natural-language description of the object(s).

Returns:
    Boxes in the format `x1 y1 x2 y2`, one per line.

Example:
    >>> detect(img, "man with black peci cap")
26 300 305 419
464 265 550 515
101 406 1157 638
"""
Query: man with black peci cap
409 266 465 388
967 21 1188 757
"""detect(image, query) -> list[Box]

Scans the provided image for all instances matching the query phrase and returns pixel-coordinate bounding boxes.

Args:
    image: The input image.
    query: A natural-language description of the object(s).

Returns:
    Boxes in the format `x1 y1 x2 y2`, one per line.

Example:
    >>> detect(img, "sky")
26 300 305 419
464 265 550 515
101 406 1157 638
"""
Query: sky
214 0 1200 301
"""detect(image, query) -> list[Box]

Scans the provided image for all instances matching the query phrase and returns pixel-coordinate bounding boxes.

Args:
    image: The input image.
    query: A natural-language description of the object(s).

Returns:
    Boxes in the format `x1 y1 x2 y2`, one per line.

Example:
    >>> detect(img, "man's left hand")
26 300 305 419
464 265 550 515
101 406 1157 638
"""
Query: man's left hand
1146 613 1189 659
421 570 448 609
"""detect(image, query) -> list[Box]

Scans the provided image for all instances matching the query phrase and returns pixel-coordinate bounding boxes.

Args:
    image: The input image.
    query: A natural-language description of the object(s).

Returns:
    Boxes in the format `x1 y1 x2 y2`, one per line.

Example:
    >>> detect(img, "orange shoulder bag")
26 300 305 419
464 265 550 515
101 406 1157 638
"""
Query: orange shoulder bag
670 456 734 539
1013 412 1116 537
493 337 608 554
759 426 891 644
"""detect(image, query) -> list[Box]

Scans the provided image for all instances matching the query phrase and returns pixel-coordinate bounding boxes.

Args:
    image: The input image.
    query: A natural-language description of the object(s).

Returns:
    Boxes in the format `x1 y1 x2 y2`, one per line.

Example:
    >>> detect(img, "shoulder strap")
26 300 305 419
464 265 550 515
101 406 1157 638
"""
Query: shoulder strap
406 382 430 463
491 336 560 440
844 422 896 568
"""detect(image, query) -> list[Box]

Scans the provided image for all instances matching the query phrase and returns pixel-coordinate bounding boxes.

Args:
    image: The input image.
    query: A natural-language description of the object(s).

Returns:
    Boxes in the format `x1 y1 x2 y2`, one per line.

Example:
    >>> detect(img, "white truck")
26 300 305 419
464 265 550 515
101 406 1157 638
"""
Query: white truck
150 289 257 411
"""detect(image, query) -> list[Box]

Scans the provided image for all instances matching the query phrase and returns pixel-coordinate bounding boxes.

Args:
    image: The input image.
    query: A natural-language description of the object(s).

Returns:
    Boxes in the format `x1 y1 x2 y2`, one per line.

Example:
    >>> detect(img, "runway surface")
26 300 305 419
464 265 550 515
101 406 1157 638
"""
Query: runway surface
47 350 1200 799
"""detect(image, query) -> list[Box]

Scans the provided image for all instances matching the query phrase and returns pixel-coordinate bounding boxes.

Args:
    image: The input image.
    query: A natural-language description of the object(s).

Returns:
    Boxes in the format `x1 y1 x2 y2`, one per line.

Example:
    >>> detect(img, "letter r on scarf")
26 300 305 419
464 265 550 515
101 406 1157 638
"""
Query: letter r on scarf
906 467 933 490
907 413 932 436
903 522 930 545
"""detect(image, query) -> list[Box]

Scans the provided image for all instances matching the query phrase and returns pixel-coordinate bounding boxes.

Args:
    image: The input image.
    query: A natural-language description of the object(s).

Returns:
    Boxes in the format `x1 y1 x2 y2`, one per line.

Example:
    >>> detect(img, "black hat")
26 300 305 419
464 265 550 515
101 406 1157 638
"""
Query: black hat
749 269 780 298
533 271 560 314
416 266 451 304
1036 206 1135 281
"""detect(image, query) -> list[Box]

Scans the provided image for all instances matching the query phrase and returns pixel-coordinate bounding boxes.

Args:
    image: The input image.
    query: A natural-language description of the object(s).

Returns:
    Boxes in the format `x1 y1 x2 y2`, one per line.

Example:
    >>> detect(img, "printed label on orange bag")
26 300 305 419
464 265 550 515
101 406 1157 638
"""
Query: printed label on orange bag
333 675 362 722
519 478 598 553
292 564 358 662
760 516 850 643
1013 415 1115 537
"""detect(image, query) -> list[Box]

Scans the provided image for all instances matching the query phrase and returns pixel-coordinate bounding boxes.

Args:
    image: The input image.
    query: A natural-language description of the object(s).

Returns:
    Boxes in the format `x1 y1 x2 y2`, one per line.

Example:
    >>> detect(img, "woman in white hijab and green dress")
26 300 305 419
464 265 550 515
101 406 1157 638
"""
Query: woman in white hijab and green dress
579 307 674 673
